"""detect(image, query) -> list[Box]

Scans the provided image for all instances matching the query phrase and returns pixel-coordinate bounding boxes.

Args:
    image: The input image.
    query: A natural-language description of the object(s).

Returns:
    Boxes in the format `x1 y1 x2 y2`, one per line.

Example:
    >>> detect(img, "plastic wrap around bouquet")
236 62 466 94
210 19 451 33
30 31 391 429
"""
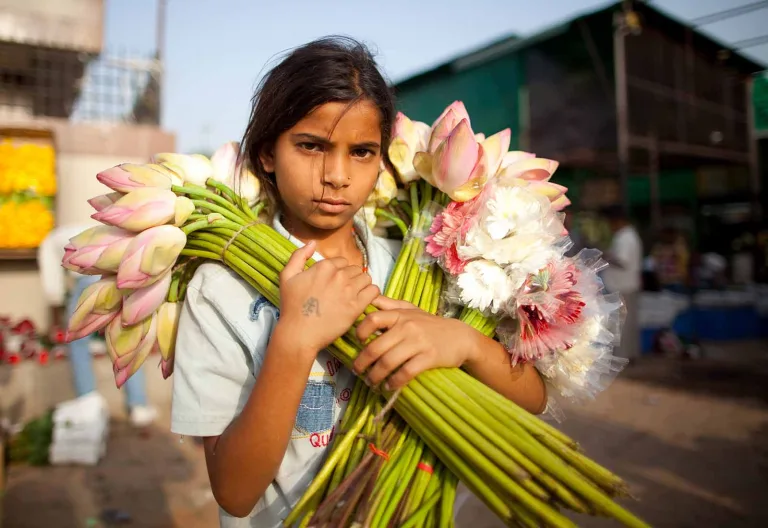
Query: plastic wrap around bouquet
63 102 646 528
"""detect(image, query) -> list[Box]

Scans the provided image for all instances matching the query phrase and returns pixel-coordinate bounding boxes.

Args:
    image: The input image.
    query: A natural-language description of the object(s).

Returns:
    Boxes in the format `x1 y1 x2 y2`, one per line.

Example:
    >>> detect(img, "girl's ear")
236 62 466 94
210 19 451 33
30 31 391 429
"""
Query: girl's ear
260 144 275 173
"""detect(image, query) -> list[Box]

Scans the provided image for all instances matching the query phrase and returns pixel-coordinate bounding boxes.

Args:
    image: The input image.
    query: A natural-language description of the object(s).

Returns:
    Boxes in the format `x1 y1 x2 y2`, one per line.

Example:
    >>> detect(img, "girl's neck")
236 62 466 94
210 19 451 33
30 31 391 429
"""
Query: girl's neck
281 212 362 265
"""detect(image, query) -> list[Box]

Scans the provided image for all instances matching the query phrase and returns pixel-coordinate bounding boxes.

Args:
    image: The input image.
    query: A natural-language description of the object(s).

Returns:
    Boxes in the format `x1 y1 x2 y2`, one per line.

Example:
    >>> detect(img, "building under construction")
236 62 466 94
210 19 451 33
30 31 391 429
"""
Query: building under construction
395 0 766 280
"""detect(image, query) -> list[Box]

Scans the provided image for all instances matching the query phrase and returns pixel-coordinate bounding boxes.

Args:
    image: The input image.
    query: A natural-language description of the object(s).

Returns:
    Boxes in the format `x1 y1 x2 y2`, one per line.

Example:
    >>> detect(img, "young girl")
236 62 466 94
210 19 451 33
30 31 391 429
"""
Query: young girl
171 37 546 527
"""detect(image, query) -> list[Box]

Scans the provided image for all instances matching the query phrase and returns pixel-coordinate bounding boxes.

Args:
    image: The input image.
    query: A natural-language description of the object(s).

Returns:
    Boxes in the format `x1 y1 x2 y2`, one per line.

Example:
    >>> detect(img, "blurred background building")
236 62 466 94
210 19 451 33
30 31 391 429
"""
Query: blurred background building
0 0 174 329
395 0 766 285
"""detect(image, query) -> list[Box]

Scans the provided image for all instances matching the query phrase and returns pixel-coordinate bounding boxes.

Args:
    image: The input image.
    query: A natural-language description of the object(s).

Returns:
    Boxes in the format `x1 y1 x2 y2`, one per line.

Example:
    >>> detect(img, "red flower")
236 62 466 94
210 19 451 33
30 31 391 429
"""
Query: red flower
512 259 586 363
425 198 479 275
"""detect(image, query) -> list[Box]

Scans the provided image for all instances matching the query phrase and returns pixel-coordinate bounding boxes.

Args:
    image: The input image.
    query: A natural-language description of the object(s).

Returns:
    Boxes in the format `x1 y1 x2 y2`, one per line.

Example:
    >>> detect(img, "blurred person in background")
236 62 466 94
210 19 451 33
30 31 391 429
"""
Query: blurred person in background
600 205 643 361
650 227 689 293
38 224 157 427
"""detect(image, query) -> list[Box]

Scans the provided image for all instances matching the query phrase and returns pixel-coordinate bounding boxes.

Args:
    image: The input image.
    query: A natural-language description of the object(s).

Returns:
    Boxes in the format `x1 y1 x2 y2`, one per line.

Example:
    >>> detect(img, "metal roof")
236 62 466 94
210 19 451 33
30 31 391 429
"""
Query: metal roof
396 0 765 89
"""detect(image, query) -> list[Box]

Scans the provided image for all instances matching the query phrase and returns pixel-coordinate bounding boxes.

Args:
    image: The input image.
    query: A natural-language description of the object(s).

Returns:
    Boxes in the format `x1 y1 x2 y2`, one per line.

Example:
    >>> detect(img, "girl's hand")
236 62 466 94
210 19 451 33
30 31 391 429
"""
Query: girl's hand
352 296 482 390
278 241 380 355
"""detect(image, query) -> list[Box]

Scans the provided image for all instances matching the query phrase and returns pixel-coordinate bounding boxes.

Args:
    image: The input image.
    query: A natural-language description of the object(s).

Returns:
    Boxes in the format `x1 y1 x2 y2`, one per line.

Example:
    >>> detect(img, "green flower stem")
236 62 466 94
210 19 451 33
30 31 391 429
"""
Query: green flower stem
204 178 256 220
399 487 442 528
282 400 373 527
422 370 590 512
395 397 515 524
418 265 435 312
404 450 437 517
385 237 414 299
397 199 413 220
446 369 580 451
398 384 576 527
375 209 408 237
406 379 551 501
430 269 443 314
187 235 280 288
409 184 419 227
212 228 287 275
376 438 424 526
411 265 429 306
176 185 249 222
431 377 648 526
438 471 457 528
191 199 244 225
367 432 419 528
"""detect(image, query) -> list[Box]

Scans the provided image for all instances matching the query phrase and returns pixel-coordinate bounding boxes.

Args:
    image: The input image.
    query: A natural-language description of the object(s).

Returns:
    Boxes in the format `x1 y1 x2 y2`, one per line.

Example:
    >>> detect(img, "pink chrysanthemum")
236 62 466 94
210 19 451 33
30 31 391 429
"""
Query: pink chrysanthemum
512 259 586 363
425 198 478 275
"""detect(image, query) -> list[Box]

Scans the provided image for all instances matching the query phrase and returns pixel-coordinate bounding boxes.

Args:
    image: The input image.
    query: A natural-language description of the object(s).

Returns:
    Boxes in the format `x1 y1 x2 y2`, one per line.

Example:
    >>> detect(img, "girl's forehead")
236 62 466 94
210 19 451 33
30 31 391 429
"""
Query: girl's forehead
295 101 381 141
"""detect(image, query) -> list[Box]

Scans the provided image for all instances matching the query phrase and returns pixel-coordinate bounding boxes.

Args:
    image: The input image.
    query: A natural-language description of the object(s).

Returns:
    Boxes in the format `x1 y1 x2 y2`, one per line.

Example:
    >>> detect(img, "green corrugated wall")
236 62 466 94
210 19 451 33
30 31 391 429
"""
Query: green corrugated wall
395 54 524 149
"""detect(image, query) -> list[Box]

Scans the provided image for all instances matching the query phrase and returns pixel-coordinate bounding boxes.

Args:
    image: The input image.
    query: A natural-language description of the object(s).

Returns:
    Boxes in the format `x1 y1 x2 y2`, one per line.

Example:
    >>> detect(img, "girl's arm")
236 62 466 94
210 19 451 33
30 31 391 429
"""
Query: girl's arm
203 242 380 517
203 324 316 517
353 297 547 414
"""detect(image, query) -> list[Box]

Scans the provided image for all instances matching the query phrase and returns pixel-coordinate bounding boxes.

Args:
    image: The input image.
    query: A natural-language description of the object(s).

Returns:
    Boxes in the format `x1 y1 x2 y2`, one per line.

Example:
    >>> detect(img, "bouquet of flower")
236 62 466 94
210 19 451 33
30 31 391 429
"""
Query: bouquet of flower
62 102 644 528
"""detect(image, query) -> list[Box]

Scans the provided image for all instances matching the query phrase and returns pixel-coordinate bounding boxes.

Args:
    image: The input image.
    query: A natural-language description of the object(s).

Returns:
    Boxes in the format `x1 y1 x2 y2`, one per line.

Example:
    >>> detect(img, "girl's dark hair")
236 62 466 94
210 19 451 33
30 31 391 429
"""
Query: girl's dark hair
241 36 395 212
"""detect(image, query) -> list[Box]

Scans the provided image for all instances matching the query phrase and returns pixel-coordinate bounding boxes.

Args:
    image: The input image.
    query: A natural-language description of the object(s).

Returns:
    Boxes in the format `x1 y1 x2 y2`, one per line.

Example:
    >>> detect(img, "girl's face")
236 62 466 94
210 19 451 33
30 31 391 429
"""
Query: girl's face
261 100 382 234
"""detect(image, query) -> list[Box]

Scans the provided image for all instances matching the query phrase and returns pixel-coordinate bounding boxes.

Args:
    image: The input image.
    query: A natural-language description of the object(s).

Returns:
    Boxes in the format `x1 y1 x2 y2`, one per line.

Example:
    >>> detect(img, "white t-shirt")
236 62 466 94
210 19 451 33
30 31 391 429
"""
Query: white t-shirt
601 225 643 294
170 215 399 527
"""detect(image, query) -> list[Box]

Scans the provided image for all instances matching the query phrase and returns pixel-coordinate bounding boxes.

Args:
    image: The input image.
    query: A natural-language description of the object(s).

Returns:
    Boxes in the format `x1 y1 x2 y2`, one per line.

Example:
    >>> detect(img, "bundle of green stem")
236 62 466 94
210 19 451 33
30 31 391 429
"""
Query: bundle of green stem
175 180 648 528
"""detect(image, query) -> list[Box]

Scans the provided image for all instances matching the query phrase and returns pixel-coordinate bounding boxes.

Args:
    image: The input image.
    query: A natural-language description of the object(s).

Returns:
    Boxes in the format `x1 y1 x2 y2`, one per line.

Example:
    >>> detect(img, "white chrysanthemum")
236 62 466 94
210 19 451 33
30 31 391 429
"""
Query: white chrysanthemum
481 186 550 240
459 225 559 282
457 260 516 314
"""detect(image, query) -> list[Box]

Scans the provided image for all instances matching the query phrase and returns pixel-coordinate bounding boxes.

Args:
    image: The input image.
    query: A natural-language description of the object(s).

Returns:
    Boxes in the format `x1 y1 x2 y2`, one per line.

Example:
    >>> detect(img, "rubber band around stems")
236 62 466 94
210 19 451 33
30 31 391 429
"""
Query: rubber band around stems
368 443 390 461
417 462 434 474
221 219 261 259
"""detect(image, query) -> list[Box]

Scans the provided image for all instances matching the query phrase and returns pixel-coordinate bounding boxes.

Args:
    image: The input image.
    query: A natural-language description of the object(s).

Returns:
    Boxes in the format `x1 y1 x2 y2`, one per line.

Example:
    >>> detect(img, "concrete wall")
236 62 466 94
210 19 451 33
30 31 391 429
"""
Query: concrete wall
0 0 103 53
0 120 175 330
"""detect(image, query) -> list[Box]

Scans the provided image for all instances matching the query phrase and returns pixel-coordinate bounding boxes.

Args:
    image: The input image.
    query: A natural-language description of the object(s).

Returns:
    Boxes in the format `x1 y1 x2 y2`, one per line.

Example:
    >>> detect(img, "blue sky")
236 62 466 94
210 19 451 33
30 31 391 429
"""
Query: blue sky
104 0 768 153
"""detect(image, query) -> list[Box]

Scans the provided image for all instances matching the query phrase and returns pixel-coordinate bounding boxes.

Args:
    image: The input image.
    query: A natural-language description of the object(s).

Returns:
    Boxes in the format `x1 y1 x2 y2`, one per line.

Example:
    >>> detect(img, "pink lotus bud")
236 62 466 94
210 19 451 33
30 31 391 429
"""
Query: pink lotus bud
65 277 123 342
106 314 157 388
497 156 569 211
62 226 134 275
431 119 487 202
88 192 124 212
481 129 511 177
211 141 240 187
160 354 174 379
121 270 172 326
431 101 470 131
388 112 431 184
499 157 559 183
156 301 181 361
97 163 179 193
117 225 186 289
550 194 571 212
92 188 195 232
153 153 213 187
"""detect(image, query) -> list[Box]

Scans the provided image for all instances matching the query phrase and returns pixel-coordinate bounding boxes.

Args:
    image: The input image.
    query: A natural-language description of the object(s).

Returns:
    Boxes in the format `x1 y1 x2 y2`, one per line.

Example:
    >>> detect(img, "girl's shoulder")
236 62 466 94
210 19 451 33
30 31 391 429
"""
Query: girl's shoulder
186 262 278 341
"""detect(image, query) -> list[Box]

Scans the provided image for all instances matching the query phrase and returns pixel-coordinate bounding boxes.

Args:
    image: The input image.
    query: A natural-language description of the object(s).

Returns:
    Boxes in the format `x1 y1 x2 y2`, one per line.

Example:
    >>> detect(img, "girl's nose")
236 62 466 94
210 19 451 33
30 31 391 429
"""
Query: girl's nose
322 154 350 189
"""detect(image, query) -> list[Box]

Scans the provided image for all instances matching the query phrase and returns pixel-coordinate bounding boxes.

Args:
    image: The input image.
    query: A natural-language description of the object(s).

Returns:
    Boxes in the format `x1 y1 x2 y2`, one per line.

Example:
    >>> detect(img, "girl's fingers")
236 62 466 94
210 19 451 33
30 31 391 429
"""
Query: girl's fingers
349 272 373 293
372 295 415 311
355 310 401 342
357 284 380 309
353 326 405 375
280 240 317 282
366 341 419 387
386 355 433 390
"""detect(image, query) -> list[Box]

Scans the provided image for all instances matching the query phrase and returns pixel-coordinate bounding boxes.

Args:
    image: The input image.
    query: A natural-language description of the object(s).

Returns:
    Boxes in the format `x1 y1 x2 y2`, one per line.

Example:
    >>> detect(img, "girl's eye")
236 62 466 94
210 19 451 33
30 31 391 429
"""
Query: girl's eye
298 142 324 153
351 148 375 159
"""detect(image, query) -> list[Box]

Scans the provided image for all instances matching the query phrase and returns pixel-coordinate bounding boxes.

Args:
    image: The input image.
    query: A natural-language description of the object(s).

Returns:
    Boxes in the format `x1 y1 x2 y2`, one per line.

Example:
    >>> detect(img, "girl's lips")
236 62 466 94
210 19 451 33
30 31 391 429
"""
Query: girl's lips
314 200 350 214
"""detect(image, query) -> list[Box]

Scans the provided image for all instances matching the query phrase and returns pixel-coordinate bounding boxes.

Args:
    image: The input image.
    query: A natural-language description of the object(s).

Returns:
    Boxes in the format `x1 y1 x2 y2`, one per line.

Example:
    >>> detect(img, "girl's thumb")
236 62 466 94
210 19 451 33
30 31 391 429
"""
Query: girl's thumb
282 240 316 280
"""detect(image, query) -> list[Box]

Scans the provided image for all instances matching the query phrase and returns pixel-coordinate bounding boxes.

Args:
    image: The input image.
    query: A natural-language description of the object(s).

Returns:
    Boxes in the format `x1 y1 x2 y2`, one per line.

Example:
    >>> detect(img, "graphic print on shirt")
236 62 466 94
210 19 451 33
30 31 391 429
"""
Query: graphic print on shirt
293 378 336 439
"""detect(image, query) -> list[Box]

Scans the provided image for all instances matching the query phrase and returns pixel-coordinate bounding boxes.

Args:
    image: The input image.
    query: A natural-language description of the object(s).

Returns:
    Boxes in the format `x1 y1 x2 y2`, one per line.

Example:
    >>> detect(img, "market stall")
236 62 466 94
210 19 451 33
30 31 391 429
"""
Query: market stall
0 128 56 257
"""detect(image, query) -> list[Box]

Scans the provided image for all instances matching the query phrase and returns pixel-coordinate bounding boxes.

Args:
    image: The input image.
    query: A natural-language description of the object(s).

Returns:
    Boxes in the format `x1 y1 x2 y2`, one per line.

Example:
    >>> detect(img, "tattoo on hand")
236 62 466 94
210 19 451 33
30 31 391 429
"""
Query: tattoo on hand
302 297 320 317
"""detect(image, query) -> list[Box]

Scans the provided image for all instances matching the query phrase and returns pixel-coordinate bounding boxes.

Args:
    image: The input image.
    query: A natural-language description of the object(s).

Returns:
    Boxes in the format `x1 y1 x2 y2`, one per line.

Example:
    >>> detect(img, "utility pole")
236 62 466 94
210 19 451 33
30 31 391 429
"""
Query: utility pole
155 0 167 121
